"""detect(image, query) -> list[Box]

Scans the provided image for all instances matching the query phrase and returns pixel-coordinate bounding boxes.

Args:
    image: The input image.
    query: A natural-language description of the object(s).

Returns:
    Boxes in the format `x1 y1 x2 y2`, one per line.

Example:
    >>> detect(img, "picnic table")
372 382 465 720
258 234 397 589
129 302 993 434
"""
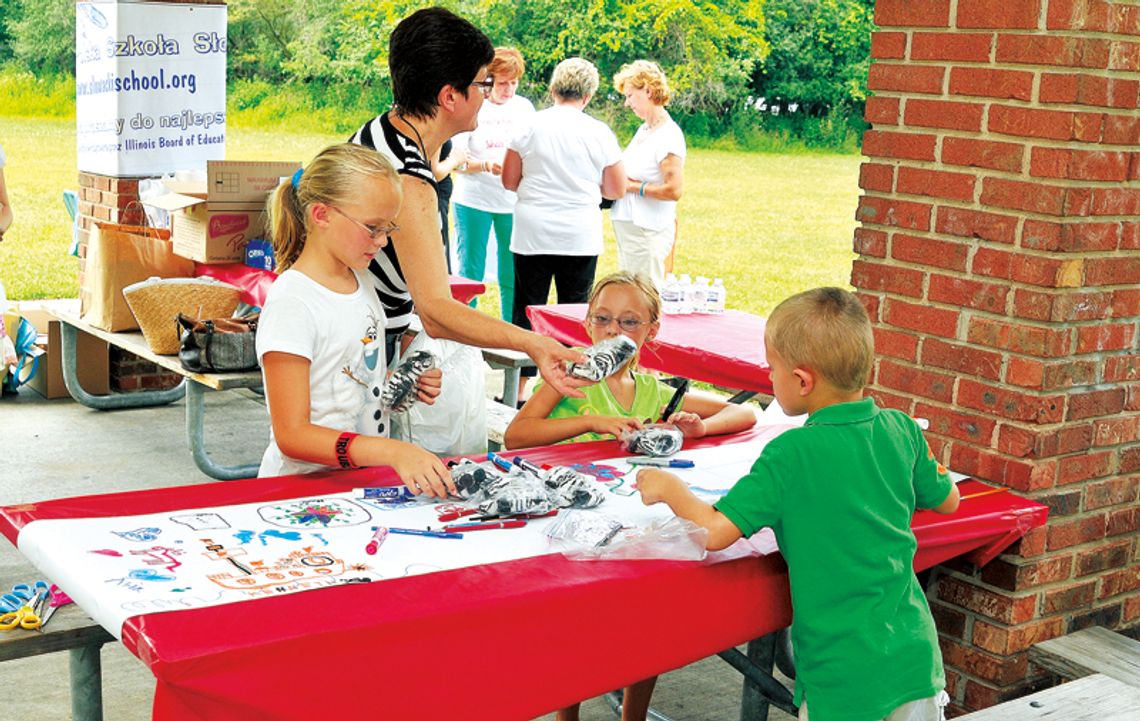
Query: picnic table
528 304 771 401
0 426 1048 721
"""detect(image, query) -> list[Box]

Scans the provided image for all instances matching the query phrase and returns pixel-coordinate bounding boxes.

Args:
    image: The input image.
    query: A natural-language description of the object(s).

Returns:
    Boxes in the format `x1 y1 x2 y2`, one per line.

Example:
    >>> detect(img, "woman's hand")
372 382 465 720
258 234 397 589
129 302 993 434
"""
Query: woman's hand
666 410 706 439
415 367 442 406
525 333 589 398
389 441 455 498
590 415 643 439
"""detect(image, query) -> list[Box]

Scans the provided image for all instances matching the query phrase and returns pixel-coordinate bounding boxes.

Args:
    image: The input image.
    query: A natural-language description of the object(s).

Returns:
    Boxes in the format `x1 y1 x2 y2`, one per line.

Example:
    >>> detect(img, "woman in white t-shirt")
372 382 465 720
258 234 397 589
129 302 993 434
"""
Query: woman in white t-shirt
502 57 626 400
610 60 686 288
452 47 535 322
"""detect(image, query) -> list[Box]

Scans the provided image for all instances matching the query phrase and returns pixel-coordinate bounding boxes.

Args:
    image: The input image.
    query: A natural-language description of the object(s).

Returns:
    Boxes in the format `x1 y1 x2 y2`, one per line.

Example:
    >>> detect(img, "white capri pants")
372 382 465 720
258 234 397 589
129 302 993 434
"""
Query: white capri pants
612 218 674 288
799 690 949 721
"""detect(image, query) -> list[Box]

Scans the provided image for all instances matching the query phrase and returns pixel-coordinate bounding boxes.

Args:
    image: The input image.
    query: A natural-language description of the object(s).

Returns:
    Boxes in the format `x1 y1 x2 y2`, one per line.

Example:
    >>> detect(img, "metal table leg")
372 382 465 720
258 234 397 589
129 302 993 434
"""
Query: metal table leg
501 367 520 408
61 323 184 409
719 632 798 721
603 690 677 721
185 381 260 480
70 643 105 721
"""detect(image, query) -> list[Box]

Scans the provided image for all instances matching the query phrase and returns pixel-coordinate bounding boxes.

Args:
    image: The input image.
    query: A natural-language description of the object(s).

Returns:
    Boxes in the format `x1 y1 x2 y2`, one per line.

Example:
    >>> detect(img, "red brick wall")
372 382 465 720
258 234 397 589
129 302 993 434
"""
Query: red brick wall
854 0 1140 714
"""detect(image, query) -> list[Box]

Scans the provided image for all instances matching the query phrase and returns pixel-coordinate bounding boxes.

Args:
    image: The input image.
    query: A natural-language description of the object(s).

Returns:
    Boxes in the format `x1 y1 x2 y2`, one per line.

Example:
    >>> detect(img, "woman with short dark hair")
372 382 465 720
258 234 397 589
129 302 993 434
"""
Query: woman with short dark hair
349 8 585 397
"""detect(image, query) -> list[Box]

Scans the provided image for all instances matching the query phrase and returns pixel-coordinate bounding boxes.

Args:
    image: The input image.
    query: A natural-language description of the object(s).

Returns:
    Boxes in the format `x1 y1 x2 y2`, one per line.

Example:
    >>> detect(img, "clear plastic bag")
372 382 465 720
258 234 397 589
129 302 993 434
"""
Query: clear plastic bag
567 335 637 382
546 512 709 561
382 349 439 413
545 465 606 509
474 466 559 517
620 423 684 457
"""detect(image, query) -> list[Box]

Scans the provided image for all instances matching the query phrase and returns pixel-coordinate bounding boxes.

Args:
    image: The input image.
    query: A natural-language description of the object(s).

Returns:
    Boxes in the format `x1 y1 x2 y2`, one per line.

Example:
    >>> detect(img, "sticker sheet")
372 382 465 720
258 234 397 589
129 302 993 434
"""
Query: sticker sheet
18 433 784 638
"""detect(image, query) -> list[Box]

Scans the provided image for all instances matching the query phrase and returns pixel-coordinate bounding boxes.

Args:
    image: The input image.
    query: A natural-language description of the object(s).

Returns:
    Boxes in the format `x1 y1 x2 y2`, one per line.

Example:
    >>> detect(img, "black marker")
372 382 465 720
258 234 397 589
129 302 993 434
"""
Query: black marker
659 378 690 422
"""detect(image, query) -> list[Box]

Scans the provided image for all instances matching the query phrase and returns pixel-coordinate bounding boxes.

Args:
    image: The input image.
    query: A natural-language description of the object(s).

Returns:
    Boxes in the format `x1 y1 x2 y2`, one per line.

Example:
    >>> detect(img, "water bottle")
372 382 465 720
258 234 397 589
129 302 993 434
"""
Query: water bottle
661 272 682 315
708 278 726 313
678 274 694 314
692 276 710 314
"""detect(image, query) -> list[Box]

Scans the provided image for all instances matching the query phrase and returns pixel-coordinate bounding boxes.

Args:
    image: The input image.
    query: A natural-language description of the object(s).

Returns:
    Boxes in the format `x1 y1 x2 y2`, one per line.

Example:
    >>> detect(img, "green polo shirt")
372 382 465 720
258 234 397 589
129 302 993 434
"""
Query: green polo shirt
717 398 953 721
542 373 676 443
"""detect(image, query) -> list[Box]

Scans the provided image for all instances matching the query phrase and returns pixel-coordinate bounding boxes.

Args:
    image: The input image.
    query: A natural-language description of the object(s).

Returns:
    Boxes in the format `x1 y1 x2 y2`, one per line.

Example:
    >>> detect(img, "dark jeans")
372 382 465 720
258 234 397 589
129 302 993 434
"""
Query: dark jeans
512 252 598 377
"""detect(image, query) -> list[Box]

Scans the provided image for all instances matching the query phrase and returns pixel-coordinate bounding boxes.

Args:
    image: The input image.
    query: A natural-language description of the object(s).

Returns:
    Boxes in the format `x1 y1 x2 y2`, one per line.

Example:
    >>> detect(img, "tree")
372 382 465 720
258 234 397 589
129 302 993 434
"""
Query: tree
754 0 872 114
5 0 74 74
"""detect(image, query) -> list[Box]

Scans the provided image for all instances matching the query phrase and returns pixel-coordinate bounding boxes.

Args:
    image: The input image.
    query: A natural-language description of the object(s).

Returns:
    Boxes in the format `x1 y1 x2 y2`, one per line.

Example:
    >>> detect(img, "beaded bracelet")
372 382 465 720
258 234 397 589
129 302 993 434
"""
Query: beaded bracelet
335 432 360 469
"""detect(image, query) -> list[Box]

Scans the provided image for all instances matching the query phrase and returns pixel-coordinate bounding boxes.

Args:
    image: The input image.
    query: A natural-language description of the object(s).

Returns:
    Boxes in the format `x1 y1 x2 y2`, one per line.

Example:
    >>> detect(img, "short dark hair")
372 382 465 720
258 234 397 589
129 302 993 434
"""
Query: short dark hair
389 7 494 118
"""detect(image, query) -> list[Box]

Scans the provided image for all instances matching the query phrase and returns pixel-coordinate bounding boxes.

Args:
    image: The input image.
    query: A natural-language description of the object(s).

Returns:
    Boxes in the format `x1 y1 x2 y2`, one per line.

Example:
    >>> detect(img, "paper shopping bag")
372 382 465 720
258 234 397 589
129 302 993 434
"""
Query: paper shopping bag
80 222 195 332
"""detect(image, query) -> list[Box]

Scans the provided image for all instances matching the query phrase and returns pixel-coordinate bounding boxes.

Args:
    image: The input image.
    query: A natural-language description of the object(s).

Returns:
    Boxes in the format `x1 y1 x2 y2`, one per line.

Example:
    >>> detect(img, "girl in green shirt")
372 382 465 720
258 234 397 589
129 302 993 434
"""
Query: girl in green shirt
505 271 757 721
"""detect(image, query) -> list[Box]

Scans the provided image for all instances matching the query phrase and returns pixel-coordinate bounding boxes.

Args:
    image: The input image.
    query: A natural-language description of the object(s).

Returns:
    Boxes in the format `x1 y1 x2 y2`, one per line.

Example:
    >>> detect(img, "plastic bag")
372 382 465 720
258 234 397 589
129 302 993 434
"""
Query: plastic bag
547 512 708 561
621 423 684 457
567 335 637 381
390 332 487 456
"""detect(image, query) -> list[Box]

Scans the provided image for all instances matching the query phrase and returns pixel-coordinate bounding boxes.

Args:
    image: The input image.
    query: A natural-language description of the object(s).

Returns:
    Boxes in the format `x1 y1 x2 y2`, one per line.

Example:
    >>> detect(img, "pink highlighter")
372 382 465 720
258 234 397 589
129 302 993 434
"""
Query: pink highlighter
365 526 390 555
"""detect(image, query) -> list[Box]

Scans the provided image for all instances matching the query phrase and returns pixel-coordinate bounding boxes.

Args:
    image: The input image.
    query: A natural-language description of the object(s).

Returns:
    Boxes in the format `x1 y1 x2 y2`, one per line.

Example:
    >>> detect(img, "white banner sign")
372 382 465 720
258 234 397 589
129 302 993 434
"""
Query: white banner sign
76 1 227 177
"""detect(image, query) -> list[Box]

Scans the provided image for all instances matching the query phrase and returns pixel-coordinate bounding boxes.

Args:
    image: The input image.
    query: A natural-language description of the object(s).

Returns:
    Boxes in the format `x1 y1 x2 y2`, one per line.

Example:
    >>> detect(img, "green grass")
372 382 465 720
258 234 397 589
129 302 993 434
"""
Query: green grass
0 114 860 319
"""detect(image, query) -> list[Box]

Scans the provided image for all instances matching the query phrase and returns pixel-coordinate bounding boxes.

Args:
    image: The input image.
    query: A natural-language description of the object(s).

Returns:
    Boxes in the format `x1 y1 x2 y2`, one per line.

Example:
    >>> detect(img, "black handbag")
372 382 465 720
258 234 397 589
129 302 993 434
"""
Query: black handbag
176 313 260 373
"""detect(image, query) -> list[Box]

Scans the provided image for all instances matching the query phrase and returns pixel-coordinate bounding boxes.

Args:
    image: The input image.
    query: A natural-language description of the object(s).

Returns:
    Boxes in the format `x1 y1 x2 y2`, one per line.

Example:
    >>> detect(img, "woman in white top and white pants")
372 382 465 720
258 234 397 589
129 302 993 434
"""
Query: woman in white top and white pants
610 60 686 288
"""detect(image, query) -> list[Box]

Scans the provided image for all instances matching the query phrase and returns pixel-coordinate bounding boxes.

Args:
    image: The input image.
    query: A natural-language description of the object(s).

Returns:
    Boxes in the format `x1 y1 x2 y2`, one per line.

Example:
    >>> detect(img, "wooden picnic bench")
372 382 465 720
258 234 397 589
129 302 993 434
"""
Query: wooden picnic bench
0 570 114 721
957 673 1140 720
1029 625 1140 687
47 301 264 480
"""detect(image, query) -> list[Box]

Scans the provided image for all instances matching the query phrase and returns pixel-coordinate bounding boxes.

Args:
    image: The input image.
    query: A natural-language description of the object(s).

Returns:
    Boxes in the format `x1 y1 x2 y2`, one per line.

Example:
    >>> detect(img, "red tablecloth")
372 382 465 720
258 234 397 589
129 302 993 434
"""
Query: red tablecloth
194 264 486 307
0 429 1046 721
528 304 772 395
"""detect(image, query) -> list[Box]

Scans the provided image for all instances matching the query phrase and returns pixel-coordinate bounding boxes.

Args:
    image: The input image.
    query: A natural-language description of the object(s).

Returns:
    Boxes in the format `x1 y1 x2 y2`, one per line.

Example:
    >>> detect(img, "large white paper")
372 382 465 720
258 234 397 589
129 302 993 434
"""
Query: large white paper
19 430 790 637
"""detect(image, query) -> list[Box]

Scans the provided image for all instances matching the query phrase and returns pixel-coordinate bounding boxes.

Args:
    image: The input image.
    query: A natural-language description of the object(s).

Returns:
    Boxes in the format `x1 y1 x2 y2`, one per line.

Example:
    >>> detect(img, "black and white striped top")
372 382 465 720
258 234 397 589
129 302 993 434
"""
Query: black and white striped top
349 112 439 337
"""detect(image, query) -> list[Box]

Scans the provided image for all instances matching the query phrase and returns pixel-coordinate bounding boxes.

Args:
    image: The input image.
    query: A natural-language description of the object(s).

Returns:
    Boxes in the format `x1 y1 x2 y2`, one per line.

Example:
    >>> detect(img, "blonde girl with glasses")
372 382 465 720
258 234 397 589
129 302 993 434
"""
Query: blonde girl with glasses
257 143 456 499
504 271 755 450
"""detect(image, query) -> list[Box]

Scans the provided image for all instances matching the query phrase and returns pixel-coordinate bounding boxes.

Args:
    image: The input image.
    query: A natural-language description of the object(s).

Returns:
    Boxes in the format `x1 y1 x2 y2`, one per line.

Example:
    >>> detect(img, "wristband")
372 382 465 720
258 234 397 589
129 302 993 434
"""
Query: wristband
639 181 648 197
335 432 360 469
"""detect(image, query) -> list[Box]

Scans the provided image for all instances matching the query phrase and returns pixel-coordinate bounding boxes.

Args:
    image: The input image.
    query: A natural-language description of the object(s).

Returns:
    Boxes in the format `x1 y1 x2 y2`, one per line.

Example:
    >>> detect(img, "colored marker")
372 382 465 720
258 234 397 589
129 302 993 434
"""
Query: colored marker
443 520 527 533
627 457 695 468
512 456 545 476
486 451 513 472
658 378 690 422
365 526 390 555
387 527 463 539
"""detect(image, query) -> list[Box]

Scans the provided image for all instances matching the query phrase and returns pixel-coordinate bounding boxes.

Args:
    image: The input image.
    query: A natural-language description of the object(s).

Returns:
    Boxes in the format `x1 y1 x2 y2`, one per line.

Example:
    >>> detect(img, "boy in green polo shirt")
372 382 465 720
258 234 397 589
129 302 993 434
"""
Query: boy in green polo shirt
638 287 961 721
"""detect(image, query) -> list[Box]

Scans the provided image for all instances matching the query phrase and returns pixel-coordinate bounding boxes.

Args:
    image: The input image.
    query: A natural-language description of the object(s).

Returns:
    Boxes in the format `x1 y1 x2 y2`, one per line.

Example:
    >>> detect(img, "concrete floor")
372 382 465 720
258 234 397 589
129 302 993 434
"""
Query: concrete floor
0 368 793 721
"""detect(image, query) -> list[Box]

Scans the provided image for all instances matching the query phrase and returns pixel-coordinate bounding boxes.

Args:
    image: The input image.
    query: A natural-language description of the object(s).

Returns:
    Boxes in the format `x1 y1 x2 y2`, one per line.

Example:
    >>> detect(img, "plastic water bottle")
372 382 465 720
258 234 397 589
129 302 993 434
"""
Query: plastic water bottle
708 278 726 313
692 276 710 314
661 273 682 315
678 274 694 314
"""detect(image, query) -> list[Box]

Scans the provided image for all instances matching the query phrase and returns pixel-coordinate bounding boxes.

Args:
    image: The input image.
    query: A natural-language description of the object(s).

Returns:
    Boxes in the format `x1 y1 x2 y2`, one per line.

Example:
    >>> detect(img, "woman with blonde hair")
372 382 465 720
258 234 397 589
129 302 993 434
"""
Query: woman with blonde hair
452 46 536 321
610 60 686 288
502 57 626 402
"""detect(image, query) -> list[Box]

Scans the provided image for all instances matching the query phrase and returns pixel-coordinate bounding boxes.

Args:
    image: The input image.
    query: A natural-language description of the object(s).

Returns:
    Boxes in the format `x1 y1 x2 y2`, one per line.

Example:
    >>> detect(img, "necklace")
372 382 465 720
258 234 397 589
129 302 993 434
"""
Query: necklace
646 112 668 131
395 108 428 161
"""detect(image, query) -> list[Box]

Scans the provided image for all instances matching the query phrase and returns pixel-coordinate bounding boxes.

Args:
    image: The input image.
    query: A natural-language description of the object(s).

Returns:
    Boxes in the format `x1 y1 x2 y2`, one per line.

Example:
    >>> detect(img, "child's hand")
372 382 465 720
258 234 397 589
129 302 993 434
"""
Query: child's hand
590 415 643 439
389 441 455 498
636 468 681 505
667 410 707 438
415 368 443 406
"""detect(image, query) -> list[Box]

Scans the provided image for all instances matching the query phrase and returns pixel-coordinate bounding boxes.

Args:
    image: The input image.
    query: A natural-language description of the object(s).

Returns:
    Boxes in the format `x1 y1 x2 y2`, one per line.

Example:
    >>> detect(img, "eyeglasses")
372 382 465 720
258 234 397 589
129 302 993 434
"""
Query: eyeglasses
331 206 399 241
587 313 652 332
470 77 495 96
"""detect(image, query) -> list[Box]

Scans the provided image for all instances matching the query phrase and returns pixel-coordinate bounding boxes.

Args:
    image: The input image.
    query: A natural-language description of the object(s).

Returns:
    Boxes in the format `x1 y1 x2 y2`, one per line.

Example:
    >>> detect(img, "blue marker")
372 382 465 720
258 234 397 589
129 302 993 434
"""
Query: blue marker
486 451 514 472
626 457 695 468
386 527 463 540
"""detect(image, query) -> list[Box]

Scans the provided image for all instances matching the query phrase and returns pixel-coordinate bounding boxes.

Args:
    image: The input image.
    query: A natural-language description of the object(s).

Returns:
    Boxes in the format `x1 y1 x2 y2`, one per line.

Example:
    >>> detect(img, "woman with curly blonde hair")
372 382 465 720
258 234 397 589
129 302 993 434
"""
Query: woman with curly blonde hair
610 60 686 288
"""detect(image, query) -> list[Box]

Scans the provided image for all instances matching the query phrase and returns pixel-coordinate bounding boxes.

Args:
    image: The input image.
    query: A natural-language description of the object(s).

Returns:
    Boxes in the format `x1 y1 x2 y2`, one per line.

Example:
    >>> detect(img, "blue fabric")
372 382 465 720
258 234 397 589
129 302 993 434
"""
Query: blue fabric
455 203 515 322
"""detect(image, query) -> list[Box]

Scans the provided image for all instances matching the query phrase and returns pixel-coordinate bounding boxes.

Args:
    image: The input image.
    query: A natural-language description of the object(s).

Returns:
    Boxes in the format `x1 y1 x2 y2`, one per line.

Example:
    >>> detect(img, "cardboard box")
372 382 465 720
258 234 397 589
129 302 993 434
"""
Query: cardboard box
17 305 111 400
146 160 300 263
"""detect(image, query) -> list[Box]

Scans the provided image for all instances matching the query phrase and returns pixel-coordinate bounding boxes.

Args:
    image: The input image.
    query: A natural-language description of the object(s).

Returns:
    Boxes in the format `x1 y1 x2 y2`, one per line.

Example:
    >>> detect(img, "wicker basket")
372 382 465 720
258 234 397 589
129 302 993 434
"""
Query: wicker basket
123 277 240 354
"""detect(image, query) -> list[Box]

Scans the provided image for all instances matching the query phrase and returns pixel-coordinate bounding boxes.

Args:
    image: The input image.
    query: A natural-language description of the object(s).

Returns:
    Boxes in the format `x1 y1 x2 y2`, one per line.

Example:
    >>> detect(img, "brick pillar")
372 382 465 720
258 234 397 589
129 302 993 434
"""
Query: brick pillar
75 0 225 393
853 0 1140 714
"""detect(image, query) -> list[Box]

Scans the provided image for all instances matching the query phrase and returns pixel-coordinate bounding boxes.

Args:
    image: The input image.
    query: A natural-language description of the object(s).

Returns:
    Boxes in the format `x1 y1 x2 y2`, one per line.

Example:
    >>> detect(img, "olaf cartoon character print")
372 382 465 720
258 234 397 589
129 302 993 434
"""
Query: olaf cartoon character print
339 309 388 435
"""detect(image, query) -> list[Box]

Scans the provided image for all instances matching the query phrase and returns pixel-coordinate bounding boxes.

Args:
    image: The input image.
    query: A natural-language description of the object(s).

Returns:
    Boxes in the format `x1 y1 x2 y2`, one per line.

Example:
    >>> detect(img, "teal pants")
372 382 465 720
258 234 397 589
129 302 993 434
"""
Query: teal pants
455 203 515 322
